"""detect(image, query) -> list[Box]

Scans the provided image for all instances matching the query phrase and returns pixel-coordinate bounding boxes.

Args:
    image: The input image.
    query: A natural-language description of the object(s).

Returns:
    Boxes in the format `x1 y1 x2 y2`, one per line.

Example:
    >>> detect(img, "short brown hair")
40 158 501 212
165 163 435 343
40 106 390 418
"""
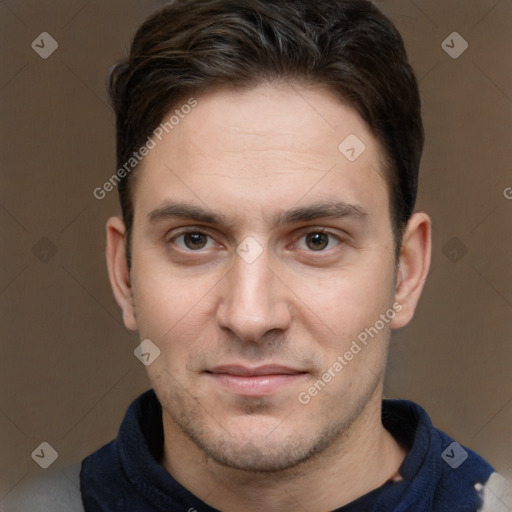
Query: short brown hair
108 0 423 264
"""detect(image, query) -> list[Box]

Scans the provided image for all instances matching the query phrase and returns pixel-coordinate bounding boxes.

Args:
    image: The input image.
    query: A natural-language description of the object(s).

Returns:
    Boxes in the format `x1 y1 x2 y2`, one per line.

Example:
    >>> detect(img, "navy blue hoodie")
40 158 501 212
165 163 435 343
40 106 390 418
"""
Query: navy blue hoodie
80 389 505 511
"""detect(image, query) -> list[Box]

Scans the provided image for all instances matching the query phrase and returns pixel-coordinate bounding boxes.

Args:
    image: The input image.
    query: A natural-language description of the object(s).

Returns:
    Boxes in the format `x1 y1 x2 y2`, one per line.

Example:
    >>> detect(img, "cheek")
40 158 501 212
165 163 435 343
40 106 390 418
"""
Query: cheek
131 259 222 355
291 261 395 336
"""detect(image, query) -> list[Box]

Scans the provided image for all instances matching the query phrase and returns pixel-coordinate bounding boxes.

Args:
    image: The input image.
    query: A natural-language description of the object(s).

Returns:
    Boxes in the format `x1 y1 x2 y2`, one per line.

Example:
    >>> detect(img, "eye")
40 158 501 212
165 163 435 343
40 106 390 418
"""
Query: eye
174 232 216 251
297 231 340 251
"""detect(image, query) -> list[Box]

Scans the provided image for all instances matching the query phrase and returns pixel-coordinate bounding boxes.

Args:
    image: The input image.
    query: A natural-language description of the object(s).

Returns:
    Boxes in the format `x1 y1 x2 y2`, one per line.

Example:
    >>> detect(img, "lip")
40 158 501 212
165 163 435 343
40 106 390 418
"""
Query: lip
205 365 307 396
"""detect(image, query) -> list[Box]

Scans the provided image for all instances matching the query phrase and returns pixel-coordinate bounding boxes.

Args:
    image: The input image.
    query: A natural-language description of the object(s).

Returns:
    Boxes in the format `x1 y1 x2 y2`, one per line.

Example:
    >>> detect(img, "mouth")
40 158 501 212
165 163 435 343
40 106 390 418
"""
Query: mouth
204 365 308 396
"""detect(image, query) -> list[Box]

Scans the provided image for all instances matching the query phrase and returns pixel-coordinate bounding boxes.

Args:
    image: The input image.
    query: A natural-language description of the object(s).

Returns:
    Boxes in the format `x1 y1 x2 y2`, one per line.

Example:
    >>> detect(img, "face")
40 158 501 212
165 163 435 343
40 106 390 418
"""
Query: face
111 83 418 472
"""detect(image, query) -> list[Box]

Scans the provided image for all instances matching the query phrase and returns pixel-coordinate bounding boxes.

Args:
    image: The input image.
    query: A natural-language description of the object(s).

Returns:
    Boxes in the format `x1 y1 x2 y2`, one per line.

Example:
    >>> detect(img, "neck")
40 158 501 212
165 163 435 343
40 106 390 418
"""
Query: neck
161 390 407 512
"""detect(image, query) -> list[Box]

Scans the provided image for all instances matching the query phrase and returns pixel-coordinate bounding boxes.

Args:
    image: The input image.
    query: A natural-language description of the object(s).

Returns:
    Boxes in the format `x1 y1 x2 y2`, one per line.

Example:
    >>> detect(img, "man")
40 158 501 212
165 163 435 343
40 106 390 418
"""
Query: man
8 0 511 510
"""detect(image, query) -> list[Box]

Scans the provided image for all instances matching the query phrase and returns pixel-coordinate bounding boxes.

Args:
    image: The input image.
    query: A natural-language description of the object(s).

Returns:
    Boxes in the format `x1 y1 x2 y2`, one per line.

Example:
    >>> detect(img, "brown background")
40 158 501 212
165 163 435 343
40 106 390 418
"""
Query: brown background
1 0 511 503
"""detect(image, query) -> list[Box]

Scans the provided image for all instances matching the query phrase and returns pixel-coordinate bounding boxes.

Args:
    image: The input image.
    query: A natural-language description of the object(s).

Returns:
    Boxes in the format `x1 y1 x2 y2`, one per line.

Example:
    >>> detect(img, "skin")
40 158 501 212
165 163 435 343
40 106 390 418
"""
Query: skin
106 82 431 511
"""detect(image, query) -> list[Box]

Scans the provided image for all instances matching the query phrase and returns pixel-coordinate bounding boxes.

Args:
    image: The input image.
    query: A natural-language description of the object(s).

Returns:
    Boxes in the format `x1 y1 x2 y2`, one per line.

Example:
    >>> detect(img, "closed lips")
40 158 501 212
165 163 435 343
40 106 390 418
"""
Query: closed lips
206 365 306 376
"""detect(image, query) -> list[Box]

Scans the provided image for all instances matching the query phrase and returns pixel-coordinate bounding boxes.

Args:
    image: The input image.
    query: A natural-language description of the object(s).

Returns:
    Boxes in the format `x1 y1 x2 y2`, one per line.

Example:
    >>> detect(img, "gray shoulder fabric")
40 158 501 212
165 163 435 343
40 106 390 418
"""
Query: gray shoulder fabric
1 464 83 512
477 472 512 512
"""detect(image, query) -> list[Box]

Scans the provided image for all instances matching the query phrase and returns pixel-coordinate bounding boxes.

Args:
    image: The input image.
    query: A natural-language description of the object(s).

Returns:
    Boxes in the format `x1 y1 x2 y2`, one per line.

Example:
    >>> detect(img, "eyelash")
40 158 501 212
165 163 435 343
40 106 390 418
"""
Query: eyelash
166 228 218 251
166 227 343 253
293 228 341 251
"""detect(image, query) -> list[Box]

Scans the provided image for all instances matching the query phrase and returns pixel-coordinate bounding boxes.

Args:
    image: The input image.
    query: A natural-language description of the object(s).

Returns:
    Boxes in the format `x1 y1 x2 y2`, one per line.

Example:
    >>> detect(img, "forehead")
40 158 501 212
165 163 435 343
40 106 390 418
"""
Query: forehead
132 82 389 225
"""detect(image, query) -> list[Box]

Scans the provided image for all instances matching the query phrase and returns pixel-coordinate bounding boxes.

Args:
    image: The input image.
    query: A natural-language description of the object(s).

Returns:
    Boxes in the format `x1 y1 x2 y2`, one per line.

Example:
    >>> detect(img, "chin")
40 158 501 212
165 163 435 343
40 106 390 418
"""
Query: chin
201 434 316 473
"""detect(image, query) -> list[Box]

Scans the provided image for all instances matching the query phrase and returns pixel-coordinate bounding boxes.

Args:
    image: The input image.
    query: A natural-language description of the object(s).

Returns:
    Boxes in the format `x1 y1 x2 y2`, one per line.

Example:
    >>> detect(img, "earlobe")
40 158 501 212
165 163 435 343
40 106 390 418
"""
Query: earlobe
390 212 432 330
105 216 138 330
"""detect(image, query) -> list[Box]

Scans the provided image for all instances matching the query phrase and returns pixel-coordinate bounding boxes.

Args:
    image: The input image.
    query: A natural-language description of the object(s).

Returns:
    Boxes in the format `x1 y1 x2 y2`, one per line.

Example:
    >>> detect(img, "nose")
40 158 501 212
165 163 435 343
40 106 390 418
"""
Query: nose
216 247 292 343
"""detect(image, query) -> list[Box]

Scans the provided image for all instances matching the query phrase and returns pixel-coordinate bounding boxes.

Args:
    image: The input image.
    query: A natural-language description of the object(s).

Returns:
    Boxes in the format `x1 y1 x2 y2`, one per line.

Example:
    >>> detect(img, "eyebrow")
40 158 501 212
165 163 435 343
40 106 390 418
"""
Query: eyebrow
147 200 367 227
148 202 226 225
273 200 368 225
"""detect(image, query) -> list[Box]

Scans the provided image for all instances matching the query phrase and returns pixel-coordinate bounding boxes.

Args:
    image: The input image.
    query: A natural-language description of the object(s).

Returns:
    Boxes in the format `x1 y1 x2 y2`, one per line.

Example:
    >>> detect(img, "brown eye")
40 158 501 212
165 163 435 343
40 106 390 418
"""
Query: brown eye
182 233 209 250
305 232 329 251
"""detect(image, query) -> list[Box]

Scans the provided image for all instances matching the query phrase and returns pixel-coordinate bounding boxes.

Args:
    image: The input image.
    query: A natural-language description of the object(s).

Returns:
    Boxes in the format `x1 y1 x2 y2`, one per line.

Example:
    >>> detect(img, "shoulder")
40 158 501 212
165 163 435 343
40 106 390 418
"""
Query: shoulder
386 400 509 510
477 471 512 512
432 428 511 511
1 464 83 512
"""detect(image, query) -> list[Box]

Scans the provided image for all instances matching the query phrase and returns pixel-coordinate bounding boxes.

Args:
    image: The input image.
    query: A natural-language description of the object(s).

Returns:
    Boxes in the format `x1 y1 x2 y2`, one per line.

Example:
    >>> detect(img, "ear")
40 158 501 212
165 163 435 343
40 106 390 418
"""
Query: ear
106 216 138 330
390 212 431 329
